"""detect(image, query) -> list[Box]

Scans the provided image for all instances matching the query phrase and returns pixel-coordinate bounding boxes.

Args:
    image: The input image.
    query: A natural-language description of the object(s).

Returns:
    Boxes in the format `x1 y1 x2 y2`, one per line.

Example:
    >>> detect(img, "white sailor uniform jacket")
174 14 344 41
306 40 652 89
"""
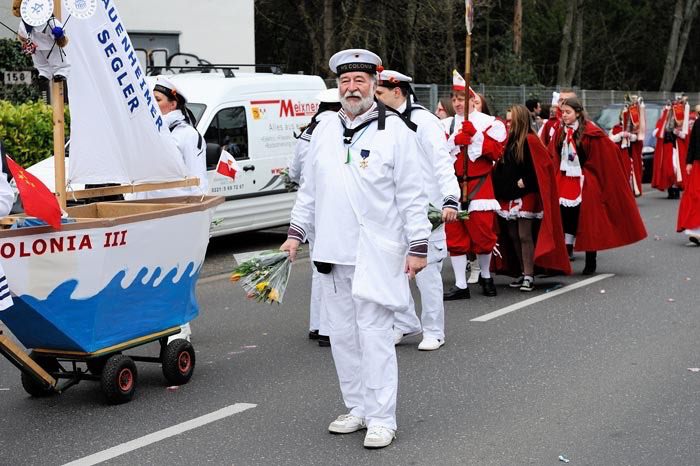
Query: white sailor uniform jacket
288 102 431 265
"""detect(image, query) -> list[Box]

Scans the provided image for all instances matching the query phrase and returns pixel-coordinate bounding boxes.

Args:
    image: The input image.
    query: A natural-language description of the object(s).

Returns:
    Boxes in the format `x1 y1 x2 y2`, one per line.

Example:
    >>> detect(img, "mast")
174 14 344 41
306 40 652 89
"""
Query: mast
52 1 66 210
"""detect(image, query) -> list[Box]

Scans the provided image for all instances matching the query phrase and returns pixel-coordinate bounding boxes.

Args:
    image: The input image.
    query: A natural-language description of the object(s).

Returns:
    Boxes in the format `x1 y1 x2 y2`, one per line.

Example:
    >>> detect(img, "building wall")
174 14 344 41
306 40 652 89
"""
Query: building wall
0 0 255 65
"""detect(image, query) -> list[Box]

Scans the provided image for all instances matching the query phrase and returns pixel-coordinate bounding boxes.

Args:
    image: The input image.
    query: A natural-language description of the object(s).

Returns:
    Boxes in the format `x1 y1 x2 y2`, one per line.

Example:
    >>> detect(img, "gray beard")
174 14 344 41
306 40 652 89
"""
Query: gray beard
341 94 374 117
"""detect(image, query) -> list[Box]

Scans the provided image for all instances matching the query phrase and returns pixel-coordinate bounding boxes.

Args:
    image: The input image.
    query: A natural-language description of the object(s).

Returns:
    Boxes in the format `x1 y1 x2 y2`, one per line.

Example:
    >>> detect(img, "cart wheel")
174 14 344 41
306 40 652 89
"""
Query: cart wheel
86 354 113 375
21 351 59 398
100 354 137 405
162 339 195 386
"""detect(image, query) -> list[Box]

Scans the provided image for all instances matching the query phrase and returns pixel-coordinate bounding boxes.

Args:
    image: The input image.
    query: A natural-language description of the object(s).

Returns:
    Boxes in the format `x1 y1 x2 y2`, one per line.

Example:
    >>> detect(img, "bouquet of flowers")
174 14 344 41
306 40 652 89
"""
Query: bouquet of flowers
280 168 298 192
230 250 295 304
428 204 469 231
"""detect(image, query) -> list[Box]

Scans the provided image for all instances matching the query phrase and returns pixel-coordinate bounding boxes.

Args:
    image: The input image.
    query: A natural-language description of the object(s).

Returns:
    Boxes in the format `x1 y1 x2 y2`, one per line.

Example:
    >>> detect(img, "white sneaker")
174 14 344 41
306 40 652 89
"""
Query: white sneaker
393 327 422 345
418 337 445 351
467 260 481 284
328 414 366 434
363 426 396 448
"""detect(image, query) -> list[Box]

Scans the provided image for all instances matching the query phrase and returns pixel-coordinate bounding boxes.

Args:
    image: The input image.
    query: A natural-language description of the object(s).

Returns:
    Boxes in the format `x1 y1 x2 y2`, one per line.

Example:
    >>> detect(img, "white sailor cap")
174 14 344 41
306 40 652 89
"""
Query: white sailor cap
154 76 189 103
316 88 340 103
377 70 412 89
329 49 383 76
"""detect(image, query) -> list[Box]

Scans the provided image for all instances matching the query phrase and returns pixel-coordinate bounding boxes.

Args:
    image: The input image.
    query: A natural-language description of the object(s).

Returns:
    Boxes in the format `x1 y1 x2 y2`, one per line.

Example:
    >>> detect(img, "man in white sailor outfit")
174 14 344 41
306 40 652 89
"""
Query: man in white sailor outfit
288 88 341 347
0 161 16 310
281 49 431 449
375 69 460 351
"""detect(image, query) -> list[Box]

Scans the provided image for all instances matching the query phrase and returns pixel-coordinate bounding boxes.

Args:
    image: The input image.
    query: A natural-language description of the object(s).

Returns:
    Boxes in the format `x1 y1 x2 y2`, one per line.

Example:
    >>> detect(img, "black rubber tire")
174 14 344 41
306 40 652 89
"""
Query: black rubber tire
86 355 113 375
20 351 59 398
162 339 195 386
100 354 137 405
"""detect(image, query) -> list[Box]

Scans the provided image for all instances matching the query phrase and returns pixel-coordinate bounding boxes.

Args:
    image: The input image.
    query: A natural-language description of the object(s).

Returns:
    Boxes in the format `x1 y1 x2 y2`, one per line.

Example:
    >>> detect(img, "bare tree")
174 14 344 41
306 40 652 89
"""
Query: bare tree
659 0 700 91
557 0 583 87
405 0 420 76
322 0 335 74
513 0 523 60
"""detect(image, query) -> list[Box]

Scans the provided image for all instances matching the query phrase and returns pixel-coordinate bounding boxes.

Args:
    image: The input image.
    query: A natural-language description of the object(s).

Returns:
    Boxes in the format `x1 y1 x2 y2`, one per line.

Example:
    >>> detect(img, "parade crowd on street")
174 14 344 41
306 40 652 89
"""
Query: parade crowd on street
281 48 700 449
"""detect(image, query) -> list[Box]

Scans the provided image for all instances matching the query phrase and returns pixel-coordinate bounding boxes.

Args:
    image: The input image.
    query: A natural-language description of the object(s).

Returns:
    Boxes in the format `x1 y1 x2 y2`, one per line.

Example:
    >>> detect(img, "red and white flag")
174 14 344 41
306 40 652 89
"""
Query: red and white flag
216 149 240 180
6 157 62 230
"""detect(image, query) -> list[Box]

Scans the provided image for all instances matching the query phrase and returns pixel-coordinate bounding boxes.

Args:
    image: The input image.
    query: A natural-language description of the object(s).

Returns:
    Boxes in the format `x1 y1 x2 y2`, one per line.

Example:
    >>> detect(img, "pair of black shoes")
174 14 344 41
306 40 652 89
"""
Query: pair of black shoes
443 275 497 300
308 330 330 347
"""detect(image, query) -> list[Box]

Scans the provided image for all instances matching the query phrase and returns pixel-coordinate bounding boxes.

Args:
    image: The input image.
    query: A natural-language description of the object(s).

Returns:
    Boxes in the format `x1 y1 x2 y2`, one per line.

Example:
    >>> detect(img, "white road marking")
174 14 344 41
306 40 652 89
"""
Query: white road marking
63 403 257 466
471 274 614 322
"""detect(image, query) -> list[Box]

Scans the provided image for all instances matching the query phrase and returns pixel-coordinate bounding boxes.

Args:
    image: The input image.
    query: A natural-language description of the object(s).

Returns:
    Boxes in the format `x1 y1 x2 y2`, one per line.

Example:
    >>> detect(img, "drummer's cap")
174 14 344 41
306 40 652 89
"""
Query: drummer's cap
377 70 412 90
316 88 341 103
329 49 383 77
452 70 475 98
153 76 189 103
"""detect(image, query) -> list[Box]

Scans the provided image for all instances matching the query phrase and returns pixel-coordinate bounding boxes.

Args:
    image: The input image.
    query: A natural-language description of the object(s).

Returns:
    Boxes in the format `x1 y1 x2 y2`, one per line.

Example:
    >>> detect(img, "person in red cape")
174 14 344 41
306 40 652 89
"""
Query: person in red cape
493 105 571 291
676 123 700 245
549 97 647 274
609 97 645 197
652 97 690 199
539 89 577 147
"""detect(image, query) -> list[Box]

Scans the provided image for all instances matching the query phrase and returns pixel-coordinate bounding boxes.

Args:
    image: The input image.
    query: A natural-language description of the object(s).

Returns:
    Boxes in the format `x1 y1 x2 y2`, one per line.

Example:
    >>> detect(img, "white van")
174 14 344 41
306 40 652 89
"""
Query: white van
27 72 327 237
175 72 327 236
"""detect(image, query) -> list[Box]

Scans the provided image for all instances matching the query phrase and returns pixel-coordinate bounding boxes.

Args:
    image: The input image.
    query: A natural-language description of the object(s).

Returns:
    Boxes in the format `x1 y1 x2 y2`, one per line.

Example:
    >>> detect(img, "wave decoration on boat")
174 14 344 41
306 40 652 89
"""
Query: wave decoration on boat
1 263 200 353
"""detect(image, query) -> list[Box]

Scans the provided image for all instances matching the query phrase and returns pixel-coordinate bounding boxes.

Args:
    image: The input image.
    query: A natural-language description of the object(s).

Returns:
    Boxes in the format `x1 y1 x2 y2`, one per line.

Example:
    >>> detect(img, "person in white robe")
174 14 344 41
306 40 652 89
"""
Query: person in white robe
288 88 341 346
375 70 460 351
280 49 431 449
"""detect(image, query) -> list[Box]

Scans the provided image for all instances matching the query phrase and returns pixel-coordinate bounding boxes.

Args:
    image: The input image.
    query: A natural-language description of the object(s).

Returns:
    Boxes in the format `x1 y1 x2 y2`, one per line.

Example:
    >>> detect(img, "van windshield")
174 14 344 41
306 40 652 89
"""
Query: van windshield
187 103 207 124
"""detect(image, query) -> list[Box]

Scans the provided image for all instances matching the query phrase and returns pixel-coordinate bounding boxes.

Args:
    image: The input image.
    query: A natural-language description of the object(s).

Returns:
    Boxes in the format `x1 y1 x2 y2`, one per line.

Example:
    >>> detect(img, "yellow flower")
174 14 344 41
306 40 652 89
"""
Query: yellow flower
268 288 280 302
255 281 269 292
230 273 242 282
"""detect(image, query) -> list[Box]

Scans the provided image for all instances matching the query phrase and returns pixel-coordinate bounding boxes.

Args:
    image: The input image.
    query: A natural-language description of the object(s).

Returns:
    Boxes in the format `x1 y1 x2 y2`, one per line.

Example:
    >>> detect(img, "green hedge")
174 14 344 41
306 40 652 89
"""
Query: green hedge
0 100 70 167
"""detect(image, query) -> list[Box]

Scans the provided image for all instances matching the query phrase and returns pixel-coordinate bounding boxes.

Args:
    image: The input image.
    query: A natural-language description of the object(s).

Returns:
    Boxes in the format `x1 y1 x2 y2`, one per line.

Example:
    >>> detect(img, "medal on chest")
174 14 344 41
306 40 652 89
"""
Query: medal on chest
359 149 370 169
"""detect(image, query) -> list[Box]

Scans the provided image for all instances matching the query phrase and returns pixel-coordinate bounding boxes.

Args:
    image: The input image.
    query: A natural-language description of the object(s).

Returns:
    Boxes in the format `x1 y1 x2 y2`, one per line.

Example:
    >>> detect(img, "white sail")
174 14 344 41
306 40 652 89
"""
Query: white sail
66 0 189 186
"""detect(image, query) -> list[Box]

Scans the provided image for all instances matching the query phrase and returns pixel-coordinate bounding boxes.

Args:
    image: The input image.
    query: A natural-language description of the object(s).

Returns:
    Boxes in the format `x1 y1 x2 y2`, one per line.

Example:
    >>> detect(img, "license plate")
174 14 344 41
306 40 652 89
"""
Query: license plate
3 71 33 85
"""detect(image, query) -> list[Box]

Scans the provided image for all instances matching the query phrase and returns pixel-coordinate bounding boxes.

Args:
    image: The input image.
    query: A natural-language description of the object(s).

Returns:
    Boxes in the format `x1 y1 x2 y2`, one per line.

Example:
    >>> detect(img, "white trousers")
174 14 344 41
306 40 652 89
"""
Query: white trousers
309 263 322 331
33 49 71 79
320 264 398 430
394 240 447 339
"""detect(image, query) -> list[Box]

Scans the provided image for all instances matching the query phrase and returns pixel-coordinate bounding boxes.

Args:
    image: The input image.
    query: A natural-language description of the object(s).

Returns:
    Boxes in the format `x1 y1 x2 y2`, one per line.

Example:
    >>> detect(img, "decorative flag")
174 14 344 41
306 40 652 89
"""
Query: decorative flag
216 149 240 180
6 157 62 230
465 0 474 35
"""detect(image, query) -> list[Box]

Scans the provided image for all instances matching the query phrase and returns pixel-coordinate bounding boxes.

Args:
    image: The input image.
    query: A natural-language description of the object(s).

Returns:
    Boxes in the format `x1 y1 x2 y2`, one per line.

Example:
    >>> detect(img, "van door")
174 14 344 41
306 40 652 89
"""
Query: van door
203 104 259 198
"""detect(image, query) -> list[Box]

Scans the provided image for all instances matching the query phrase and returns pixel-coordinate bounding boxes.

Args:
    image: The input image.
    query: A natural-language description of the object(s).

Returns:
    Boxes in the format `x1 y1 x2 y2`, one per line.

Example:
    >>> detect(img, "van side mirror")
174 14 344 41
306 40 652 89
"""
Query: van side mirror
206 143 222 170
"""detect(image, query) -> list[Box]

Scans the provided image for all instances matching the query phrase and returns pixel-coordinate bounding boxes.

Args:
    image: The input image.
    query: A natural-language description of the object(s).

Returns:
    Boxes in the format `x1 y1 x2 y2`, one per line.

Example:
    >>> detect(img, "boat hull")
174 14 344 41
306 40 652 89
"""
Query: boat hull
0 197 223 353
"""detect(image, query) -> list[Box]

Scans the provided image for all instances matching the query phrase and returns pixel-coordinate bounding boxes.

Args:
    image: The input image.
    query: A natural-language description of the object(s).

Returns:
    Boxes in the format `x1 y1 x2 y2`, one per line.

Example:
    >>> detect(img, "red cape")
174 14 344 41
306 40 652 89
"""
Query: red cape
494 134 572 276
575 122 647 251
652 110 688 190
611 124 643 195
677 160 700 231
